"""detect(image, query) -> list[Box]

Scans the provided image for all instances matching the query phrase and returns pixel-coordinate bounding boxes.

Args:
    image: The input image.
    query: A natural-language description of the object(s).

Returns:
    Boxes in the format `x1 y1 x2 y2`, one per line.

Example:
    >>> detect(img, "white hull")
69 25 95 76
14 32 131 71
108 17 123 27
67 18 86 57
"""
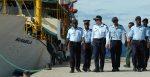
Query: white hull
0 15 51 77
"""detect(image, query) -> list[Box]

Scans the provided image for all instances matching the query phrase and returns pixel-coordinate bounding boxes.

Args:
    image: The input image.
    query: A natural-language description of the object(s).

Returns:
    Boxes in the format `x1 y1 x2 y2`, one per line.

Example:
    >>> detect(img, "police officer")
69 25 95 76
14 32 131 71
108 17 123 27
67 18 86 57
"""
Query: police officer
143 18 149 71
124 22 134 68
82 20 92 72
66 19 83 73
91 15 108 72
128 16 147 72
106 17 126 72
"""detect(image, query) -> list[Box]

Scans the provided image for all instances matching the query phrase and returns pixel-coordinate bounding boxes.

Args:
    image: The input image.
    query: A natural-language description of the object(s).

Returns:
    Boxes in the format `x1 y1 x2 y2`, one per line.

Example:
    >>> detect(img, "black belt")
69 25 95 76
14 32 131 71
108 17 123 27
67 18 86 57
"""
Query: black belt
84 43 91 44
70 41 81 43
111 40 121 41
133 40 145 41
93 38 105 40
132 40 145 42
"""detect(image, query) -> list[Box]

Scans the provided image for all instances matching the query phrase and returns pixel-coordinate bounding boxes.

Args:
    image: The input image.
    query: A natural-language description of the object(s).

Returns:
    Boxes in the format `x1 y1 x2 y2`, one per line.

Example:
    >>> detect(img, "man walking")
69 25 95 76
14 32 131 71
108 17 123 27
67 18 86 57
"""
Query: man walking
124 22 134 68
128 16 147 72
143 18 149 71
82 20 92 72
91 15 108 72
66 19 83 73
106 17 127 72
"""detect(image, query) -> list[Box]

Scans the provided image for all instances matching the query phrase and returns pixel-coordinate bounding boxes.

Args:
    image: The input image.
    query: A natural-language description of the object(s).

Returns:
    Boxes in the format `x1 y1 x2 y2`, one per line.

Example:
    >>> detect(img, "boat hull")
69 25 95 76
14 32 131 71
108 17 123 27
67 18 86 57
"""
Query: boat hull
0 15 51 77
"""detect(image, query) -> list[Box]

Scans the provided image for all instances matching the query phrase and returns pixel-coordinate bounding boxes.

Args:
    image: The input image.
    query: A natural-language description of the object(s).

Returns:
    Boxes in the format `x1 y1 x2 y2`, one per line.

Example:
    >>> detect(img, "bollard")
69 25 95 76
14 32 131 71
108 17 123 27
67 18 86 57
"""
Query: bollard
46 63 52 70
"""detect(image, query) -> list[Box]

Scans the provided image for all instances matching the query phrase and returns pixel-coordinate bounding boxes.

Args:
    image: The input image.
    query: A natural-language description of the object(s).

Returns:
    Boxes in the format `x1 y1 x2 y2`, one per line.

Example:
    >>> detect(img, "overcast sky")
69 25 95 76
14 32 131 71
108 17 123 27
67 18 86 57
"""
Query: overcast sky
74 0 150 30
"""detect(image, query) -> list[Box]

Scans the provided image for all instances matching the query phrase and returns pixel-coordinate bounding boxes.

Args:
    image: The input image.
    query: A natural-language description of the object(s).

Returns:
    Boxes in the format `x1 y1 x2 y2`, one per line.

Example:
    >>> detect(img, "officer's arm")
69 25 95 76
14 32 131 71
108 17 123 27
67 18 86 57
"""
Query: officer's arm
105 31 110 48
124 33 128 47
145 28 149 48
122 26 127 42
146 28 149 41
124 33 127 41
66 39 69 47
81 29 84 43
105 26 110 48
123 32 128 46
127 28 133 43
91 28 94 43
66 30 70 47
82 34 85 44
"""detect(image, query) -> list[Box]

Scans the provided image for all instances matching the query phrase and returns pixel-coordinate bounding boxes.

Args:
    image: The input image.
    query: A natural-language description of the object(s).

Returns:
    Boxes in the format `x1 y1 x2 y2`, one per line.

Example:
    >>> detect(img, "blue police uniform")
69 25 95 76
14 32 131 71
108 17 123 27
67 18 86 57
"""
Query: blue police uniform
67 27 83 70
106 24 126 70
144 26 150 69
128 25 147 70
82 29 92 71
91 24 108 71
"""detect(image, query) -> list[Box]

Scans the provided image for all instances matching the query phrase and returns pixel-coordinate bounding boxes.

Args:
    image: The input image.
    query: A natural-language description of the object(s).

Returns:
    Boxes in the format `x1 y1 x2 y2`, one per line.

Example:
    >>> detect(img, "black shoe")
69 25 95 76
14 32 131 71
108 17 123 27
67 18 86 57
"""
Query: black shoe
123 65 130 68
87 69 91 72
100 69 104 72
70 69 74 73
76 69 82 72
133 67 137 71
112 68 116 72
116 68 120 71
142 68 148 71
47 63 52 70
137 68 142 72
92 69 100 72
82 68 87 72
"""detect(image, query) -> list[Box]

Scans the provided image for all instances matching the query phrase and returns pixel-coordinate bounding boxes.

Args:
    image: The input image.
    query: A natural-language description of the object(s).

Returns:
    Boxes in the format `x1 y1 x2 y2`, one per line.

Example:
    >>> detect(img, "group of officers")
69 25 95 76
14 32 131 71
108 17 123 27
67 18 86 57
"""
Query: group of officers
66 15 150 73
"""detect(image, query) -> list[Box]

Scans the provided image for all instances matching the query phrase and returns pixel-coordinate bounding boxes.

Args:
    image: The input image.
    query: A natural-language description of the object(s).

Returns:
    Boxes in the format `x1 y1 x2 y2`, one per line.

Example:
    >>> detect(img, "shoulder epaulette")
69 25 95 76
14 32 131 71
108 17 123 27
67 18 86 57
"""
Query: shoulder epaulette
89 29 92 31
78 27 83 30
103 23 107 25
119 24 123 27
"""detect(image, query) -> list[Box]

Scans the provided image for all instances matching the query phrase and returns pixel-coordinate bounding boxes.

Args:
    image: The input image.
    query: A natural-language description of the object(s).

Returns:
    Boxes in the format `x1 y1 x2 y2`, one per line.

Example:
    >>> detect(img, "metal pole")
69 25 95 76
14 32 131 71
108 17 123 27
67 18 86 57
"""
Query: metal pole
3 0 7 15
35 0 42 39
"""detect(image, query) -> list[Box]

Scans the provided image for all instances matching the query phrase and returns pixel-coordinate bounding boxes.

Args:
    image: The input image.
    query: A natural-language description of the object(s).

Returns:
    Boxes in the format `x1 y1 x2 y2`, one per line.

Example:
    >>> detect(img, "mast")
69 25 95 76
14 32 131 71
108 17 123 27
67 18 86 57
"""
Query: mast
35 0 42 39
3 0 7 15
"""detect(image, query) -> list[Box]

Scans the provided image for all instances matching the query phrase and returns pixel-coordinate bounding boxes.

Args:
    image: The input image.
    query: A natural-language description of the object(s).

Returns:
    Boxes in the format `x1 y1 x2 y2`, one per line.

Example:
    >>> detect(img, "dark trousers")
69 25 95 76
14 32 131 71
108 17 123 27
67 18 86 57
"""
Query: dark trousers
83 43 92 69
69 41 81 70
93 38 106 70
125 46 132 66
47 43 56 65
110 40 122 69
132 40 145 69
143 42 150 69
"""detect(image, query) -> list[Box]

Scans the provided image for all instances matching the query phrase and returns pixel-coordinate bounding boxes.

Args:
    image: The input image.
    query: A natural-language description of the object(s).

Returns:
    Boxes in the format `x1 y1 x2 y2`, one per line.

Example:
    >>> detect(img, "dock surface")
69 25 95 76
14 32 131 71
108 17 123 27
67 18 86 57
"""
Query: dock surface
31 59 150 77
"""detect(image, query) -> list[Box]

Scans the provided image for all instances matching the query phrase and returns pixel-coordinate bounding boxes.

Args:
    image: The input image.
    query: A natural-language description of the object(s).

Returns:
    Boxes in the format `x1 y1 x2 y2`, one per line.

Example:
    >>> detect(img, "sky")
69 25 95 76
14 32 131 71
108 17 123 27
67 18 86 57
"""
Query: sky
74 0 150 31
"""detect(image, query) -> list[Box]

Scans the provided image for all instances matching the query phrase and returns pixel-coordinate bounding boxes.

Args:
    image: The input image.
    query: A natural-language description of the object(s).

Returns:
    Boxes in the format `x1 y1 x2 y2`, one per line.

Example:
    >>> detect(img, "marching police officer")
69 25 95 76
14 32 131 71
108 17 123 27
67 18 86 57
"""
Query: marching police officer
143 18 149 71
106 17 127 72
124 22 134 68
82 20 92 72
66 19 83 73
91 15 108 72
128 16 147 72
